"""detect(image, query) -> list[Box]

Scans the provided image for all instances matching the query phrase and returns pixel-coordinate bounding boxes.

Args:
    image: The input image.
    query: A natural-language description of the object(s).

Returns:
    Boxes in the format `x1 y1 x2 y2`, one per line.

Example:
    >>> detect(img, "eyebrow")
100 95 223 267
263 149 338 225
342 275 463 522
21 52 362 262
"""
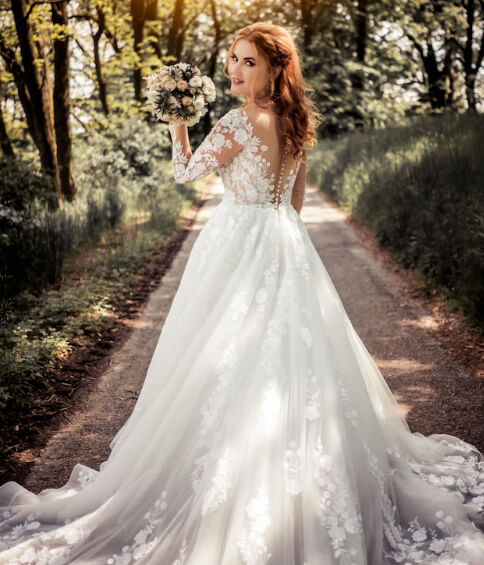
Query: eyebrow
232 51 255 61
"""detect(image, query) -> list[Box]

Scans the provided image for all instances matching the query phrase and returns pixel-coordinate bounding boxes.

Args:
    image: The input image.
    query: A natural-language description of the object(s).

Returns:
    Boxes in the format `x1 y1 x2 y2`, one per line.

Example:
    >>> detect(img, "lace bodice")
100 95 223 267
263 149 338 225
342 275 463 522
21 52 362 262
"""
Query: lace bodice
169 107 303 209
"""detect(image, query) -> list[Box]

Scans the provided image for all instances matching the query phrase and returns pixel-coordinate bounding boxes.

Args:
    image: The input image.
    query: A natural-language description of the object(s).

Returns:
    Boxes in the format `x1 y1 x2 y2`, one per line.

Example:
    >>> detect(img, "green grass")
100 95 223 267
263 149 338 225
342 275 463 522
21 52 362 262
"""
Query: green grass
308 111 484 329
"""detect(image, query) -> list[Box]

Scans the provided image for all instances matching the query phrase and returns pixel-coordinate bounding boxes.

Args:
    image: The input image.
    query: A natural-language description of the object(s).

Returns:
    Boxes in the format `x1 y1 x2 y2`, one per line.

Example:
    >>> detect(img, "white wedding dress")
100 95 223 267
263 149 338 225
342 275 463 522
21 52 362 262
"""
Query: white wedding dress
0 106 483 565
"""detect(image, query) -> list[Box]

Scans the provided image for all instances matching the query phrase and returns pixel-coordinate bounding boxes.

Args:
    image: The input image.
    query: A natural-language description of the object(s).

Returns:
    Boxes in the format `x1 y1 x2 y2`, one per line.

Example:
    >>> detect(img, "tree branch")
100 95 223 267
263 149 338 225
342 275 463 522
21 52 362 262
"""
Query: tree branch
25 0 65 21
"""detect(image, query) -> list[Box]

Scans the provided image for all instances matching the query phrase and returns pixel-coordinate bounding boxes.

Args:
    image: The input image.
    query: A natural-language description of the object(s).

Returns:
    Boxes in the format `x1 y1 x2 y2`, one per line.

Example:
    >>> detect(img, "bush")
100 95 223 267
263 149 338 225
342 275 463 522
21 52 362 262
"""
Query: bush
0 113 190 301
308 111 484 328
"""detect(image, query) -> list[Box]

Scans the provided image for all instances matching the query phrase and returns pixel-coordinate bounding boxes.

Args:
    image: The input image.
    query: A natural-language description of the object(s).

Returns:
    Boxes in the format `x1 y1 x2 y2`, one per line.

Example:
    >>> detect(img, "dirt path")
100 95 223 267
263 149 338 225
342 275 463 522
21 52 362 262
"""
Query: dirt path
21 179 484 494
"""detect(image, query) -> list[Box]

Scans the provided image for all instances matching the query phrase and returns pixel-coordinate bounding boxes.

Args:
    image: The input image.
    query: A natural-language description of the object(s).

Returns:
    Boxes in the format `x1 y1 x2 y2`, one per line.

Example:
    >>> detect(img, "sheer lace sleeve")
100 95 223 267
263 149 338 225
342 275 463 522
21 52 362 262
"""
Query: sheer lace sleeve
168 109 247 184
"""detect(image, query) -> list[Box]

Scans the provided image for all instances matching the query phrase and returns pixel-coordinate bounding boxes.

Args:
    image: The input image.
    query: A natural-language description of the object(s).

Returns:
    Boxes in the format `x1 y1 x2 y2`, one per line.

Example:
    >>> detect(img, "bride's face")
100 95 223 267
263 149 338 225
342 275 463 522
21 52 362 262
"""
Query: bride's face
228 38 275 104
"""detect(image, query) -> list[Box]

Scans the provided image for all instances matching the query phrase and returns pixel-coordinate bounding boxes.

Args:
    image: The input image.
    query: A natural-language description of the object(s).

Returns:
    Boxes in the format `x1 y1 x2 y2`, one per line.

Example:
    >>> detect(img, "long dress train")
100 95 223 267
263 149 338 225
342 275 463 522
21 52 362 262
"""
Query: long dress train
0 106 483 564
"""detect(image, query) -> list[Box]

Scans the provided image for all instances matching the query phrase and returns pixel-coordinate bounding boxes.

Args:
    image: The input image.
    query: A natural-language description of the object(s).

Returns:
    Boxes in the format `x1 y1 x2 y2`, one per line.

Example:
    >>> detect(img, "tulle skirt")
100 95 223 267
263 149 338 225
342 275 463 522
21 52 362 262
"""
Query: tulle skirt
1 197 484 564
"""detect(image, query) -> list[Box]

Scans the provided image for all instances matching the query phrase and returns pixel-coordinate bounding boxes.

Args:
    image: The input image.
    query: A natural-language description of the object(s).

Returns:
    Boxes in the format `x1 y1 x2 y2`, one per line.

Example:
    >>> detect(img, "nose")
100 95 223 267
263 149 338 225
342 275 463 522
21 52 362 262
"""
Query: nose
230 62 242 76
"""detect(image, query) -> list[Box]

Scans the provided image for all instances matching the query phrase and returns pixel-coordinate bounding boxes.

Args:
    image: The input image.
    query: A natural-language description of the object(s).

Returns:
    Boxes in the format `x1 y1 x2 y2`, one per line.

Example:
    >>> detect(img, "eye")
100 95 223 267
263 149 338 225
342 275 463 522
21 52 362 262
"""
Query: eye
231 55 254 67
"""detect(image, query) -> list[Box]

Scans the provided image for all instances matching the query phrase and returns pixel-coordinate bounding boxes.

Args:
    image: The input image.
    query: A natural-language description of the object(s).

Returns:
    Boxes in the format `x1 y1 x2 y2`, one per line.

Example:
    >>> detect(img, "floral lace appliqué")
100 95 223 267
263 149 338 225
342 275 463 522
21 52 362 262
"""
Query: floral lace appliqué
201 447 235 517
0 511 94 564
364 444 463 563
305 369 321 421
237 484 272 565
107 490 168 564
313 435 364 564
284 440 303 495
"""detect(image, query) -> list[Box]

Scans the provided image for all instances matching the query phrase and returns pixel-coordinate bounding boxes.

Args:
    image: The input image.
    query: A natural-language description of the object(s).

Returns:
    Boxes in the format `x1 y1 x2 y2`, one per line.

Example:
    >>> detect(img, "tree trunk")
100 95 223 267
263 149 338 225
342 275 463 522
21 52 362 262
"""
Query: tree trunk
0 40 38 150
408 35 453 110
11 0 60 207
351 0 368 127
131 0 147 101
167 0 184 60
355 0 368 64
0 102 14 157
52 0 76 201
461 0 483 113
201 0 220 133
93 5 110 116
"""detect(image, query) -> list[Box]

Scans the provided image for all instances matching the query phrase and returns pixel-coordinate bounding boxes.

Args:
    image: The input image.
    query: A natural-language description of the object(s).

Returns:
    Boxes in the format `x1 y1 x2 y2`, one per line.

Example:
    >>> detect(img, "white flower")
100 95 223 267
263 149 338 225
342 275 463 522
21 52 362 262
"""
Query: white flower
188 76 203 88
213 132 226 149
429 538 447 553
412 527 427 542
134 529 149 545
329 525 346 542
234 129 249 144
193 96 206 110
205 90 216 102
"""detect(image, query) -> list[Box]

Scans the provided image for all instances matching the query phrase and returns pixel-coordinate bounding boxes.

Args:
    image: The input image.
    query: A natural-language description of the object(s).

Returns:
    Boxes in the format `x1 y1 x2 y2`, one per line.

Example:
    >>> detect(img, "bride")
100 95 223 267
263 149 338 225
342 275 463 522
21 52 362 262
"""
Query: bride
1 21 484 565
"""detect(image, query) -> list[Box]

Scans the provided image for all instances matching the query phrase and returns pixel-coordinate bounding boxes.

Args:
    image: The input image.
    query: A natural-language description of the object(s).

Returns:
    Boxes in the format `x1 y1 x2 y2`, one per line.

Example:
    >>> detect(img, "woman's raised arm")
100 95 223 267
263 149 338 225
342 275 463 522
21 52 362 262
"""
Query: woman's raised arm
168 109 247 184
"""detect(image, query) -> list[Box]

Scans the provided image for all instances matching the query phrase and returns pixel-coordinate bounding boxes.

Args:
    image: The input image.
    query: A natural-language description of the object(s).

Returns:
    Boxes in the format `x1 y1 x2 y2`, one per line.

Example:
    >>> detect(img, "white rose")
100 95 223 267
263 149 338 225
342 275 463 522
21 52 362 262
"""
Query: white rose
202 89 216 103
204 76 215 88
177 79 188 90
188 76 203 88
193 97 205 110
182 96 193 106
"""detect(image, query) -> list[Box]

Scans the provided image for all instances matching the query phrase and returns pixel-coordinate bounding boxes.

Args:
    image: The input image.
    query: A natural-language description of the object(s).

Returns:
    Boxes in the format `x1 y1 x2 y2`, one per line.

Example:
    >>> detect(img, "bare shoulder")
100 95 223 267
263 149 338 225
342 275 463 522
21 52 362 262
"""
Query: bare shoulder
238 104 275 128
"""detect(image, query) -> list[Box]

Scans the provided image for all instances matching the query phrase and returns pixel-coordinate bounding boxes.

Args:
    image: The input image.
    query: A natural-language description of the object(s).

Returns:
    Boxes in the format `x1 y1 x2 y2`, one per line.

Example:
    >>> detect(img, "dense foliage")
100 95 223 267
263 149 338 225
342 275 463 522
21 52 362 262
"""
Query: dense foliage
0 115 181 298
308 111 484 327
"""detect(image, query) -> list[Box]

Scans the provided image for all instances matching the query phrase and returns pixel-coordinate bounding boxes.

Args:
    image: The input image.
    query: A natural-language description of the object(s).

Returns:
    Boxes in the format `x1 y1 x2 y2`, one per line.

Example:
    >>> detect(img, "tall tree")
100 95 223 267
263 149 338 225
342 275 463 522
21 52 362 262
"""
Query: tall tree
450 0 484 112
167 0 185 61
130 0 158 101
0 101 14 157
52 0 76 201
9 0 60 205
92 4 110 116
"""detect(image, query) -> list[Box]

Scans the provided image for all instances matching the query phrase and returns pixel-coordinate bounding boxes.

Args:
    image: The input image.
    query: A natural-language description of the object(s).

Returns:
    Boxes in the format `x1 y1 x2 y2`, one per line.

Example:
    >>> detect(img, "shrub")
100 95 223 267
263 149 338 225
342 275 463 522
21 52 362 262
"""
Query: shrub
308 111 484 327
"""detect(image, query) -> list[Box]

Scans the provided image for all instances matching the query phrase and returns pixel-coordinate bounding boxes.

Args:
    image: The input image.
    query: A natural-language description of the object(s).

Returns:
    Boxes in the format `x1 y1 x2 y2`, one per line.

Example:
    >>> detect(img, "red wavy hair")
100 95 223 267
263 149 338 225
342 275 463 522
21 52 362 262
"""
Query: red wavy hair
223 23 322 162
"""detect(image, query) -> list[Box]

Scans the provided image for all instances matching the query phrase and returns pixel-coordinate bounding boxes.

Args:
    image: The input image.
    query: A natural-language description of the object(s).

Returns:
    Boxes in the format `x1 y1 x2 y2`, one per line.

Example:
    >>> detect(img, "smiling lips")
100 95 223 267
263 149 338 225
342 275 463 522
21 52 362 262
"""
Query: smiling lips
232 78 244 84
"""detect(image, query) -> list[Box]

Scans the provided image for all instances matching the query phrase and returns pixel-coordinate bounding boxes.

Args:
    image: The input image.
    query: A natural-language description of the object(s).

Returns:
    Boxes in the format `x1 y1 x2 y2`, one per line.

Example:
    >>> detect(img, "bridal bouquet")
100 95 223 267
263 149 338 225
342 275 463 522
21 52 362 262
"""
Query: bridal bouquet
144 62 216 127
